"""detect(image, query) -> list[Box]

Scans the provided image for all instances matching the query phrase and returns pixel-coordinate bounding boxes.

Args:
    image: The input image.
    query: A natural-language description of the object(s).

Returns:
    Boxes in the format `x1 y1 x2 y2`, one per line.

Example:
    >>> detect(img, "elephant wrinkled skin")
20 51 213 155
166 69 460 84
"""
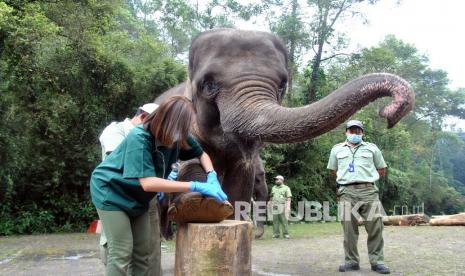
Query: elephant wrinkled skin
155 28 415 234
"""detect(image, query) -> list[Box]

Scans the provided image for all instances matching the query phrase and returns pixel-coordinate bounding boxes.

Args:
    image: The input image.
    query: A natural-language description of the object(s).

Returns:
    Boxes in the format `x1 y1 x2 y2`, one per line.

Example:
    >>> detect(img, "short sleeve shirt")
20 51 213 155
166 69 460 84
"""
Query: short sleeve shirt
90 125 204 216
327 141 387 185
99 118 134 160
271 185 292 204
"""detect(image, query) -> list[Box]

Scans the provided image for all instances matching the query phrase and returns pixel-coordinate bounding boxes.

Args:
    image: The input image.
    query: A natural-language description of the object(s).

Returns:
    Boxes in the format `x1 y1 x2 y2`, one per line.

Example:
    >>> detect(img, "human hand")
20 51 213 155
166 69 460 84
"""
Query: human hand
167 170 178 180
189 181 228 202
206 171 220 186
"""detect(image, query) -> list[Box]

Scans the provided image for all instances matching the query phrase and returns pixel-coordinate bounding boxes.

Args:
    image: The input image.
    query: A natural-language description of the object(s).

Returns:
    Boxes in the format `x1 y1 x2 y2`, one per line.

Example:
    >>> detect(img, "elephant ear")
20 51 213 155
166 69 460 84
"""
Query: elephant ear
168 192 234 223
183 78 193 101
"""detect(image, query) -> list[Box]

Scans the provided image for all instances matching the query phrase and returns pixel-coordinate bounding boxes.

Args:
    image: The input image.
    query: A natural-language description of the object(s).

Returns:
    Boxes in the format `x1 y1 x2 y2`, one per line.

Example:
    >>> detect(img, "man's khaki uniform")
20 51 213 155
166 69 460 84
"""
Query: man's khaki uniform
327 141 387 266
270 184 292 237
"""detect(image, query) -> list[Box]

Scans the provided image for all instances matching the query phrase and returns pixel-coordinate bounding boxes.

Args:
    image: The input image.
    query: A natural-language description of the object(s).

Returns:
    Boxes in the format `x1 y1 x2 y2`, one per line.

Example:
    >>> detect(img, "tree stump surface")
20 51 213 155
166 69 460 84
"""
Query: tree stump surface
175 220 252 276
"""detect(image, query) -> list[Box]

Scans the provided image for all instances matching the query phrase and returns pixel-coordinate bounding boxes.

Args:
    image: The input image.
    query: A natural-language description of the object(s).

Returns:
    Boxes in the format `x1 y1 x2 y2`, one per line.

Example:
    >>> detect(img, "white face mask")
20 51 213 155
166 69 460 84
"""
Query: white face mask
346 134 363 144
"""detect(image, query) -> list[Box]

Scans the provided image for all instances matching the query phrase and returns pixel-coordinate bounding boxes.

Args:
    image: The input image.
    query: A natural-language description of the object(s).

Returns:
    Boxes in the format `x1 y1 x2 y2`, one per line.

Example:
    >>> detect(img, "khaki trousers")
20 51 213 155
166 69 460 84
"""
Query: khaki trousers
272 204 289 236
97 200 162 276
338 185 385 265
97 209 150 276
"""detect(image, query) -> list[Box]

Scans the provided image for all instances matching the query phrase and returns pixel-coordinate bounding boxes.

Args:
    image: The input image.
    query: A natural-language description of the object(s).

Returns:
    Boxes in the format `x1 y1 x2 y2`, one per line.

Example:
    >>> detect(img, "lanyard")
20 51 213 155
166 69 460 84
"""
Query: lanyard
349 145 361 164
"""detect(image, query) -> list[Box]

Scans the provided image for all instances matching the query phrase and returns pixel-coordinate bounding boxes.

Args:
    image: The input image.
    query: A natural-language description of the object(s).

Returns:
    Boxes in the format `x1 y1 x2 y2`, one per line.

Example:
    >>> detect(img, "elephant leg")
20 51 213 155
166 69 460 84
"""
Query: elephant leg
157 160 207 240
253 157 268 239
158 196 174 240
221 160 255 220
177 159 207 182
148 199 162 275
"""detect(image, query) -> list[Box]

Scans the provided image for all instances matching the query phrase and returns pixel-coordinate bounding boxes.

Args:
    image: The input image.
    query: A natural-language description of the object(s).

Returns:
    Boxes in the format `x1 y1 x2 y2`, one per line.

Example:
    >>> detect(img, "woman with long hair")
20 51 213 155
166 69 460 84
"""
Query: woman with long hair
90 96 227 275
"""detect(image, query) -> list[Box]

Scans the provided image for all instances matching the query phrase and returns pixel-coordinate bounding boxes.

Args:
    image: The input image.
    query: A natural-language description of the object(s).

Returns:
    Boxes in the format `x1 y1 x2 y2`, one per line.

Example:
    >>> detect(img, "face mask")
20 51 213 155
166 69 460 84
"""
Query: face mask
346 134 362 144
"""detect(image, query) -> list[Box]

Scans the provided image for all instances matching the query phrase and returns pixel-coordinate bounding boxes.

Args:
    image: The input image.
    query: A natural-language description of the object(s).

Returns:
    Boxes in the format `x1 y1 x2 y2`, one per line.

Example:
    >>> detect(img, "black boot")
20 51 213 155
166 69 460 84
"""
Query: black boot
338 263 360 272
371 264 391 274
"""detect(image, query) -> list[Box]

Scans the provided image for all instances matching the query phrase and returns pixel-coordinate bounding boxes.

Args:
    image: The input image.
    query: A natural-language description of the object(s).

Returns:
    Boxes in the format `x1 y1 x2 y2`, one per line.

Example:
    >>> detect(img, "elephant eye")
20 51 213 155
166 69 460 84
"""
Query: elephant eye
278 80 287 97
201 76 221 98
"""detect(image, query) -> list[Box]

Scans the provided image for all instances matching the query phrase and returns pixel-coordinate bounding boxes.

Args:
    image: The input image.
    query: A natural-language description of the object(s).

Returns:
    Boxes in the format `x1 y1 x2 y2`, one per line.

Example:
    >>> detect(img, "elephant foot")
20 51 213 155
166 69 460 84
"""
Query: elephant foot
168 192 234 223
254 224 265 239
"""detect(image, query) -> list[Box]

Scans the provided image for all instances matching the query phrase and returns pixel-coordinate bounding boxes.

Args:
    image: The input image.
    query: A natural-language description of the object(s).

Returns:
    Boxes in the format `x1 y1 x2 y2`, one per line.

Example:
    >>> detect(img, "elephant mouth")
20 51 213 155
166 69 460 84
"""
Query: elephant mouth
216 73 414 144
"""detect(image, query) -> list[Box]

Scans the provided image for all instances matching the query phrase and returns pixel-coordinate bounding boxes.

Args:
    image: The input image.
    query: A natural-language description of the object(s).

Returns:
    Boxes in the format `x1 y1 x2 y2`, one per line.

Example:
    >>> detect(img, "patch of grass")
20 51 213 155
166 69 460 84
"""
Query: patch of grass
256 221 341 241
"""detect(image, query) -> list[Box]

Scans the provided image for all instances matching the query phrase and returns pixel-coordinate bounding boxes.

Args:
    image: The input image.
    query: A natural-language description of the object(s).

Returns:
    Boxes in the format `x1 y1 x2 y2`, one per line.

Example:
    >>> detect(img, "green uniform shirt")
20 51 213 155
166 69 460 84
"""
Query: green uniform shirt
90 125 203 216
327 141 387 185
271 184 292 204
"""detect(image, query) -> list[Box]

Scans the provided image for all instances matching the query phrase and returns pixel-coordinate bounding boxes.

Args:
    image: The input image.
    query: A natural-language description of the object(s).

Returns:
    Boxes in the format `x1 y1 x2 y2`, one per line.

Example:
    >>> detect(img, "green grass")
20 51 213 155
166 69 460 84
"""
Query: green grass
257 221 341 240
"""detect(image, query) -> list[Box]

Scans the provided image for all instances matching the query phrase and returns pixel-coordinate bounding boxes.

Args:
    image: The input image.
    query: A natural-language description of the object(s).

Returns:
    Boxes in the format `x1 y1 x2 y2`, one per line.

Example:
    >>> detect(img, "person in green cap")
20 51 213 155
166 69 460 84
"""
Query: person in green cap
270 175 292 239
327 120 390 274
90 96 227 276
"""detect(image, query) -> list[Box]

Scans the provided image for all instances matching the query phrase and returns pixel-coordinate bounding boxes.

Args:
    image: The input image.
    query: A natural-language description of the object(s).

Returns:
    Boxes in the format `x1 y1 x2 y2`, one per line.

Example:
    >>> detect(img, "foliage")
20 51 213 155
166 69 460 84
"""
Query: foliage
1 1 465 235
0 0 185 235
264 34 465 218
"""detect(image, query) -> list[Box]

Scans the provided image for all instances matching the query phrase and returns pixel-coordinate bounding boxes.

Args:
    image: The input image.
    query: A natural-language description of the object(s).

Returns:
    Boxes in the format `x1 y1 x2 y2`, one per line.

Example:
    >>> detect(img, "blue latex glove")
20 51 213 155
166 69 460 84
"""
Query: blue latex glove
156 192 165 201
167 170 178 181
189 181 228 202
206 171 220 186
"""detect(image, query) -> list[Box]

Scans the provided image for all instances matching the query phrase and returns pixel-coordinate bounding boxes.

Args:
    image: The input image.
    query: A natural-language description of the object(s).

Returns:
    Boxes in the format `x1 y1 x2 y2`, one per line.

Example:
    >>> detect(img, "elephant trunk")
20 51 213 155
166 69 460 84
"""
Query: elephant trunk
218 73 415 143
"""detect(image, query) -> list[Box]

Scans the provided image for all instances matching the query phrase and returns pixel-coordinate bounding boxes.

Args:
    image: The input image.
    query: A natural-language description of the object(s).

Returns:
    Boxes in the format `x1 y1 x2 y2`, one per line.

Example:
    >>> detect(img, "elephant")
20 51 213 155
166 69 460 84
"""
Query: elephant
154 28 414 235
155 82 268 239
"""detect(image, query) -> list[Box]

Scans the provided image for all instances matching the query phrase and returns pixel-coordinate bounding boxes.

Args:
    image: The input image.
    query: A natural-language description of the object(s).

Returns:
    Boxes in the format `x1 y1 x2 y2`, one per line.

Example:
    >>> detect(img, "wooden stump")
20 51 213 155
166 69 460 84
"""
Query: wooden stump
175 220 252 276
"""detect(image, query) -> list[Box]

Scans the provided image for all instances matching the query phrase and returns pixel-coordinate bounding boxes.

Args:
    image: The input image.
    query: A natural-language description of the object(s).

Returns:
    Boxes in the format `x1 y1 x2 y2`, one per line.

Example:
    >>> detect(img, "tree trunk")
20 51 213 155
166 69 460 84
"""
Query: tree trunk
382 214 430 226
307 44 323 103
175 220 252 276
286 0 298 105
429 213 465 226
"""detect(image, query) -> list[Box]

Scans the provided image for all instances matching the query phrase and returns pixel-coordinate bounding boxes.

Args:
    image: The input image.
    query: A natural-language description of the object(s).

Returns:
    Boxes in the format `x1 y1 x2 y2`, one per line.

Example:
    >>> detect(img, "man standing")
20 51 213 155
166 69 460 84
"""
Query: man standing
327 120 390 274
99 103 163 275
270 175 292 239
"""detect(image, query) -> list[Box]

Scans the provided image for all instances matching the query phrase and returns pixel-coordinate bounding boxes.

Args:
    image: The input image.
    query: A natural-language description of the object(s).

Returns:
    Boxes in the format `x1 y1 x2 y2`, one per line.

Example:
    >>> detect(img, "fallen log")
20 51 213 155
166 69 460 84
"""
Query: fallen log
383 214 429 226
429 213 465 226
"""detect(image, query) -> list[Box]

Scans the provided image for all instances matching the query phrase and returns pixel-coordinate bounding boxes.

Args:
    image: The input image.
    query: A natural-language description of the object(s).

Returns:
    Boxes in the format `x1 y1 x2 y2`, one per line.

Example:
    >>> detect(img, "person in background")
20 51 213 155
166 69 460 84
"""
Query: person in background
270 175 292 239
99 103 159 159
99 102 163 275
91 96 227 276
327 120 390 274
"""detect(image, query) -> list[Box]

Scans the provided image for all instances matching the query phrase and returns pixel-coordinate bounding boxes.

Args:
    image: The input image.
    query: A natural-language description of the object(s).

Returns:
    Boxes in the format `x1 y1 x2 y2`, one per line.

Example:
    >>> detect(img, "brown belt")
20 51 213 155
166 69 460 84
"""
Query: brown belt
344 182 373 189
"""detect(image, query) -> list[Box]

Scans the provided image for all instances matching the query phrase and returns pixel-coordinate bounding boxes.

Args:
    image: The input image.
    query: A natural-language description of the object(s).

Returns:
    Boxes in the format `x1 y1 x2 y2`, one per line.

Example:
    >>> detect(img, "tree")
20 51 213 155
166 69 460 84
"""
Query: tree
269 0 309 104
0 0 185 234
305 0 379 103
127 0 264 57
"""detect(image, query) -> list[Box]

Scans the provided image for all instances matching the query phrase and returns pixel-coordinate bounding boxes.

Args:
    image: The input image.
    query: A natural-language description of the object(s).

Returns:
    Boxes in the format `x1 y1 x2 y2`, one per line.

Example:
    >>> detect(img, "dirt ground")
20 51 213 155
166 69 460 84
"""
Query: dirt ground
1 223 464 276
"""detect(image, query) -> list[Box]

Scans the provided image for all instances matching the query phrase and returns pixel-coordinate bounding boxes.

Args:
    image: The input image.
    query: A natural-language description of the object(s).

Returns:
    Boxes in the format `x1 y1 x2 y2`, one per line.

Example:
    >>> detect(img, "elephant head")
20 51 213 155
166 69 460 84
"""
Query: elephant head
187 28 414 145
155 28 414 219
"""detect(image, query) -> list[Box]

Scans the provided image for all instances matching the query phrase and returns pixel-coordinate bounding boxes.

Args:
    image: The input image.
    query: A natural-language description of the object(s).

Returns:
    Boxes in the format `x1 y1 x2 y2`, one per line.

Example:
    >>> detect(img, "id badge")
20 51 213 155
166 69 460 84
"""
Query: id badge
348 162 355 173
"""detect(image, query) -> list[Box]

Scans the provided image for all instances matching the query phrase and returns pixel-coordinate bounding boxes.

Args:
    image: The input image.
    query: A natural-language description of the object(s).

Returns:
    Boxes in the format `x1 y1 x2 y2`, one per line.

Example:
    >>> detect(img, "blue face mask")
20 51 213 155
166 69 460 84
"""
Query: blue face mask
347 134 363 144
